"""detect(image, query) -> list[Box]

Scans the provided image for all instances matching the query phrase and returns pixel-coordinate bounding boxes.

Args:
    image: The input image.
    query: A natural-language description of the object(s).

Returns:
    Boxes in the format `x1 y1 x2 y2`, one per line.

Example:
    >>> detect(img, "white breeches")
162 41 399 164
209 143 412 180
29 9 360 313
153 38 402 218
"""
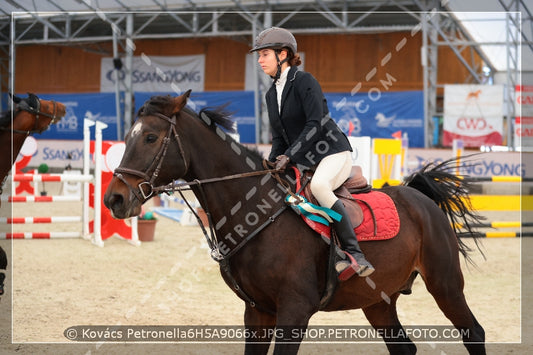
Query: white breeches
310 151 352 208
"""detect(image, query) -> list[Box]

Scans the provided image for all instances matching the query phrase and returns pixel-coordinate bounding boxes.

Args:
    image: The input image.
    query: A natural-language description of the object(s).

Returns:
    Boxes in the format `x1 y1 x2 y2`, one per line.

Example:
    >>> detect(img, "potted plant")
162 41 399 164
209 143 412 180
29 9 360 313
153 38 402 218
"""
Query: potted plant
38 163 49 196
137 209 157 242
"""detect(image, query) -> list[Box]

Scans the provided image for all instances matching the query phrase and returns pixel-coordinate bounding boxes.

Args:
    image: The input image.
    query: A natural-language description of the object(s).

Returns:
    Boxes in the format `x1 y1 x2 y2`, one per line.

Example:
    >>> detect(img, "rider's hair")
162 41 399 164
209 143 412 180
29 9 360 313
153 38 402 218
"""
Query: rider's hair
277 48 302 67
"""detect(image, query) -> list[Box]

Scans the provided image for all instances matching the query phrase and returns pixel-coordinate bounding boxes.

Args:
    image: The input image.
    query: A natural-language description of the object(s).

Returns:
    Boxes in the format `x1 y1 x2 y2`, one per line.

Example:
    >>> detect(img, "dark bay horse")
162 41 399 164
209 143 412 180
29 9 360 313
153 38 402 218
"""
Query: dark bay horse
104 92 486 354
0 93 66 296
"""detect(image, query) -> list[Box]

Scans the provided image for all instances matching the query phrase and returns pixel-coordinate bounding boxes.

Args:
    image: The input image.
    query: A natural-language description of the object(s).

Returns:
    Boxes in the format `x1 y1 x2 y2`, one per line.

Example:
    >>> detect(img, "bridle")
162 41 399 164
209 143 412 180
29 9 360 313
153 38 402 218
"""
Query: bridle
1 94 61 135
113 111 190 204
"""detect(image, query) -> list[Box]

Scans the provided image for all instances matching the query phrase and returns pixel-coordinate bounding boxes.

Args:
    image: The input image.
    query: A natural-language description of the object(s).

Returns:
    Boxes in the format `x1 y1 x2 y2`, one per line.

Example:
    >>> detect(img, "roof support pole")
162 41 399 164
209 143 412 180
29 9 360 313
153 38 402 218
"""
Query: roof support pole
259 11 273 144
422 11 438 148
505 11 519 149
124 13 134 137
112 24 122 140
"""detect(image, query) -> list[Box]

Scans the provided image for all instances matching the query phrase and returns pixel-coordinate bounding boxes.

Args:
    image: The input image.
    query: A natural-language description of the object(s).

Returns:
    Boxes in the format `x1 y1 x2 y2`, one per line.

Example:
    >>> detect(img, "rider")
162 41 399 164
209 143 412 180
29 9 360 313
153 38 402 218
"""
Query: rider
250 27 375 279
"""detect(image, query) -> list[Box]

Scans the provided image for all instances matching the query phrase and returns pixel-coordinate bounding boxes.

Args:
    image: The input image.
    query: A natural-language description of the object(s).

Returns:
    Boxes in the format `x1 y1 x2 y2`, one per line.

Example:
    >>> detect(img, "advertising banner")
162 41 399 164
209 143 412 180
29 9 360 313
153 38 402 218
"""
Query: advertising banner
100 55 205 93
443 84 504 147
325 91 425 147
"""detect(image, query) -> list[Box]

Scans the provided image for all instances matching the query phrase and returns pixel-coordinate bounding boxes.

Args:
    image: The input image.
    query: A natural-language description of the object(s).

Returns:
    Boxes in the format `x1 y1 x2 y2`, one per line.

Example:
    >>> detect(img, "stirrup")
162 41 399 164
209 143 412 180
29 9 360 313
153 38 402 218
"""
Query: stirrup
336 252 374 280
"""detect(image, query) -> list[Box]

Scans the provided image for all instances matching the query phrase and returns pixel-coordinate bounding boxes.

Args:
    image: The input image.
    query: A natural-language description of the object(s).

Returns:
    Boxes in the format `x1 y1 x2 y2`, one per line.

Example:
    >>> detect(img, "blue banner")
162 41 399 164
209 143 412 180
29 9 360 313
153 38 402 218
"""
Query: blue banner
134 91 256 143
15 90 423 146
325 91 425 147
23 92 119 141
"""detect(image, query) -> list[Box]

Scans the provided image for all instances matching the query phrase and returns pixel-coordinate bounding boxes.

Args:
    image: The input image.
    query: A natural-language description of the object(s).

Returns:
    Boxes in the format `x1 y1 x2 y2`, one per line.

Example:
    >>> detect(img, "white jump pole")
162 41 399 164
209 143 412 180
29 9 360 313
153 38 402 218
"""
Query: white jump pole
92 121 108 247
83 119 95 240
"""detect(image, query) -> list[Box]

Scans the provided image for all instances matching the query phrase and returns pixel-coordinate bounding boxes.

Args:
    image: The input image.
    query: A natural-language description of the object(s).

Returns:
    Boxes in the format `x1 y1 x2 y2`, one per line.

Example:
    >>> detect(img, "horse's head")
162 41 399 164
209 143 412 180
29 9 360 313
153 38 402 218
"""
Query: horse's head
104 90 192 219
11 93 66 134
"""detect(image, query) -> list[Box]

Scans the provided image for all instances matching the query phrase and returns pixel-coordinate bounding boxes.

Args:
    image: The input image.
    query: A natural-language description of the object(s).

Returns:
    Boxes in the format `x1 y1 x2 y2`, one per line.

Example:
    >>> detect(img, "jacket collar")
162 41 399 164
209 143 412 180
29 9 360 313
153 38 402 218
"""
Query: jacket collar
279 66 299 112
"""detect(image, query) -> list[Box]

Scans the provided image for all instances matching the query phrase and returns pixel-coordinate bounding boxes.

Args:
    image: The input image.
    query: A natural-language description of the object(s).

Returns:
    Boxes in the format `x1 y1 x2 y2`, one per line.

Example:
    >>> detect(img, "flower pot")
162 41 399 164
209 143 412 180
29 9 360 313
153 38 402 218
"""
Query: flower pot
137 219 157 242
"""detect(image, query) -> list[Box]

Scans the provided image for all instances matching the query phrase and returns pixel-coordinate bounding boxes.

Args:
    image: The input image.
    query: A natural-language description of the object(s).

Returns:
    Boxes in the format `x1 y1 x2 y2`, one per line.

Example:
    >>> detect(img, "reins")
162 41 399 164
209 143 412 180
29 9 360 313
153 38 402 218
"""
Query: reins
155 163 290 262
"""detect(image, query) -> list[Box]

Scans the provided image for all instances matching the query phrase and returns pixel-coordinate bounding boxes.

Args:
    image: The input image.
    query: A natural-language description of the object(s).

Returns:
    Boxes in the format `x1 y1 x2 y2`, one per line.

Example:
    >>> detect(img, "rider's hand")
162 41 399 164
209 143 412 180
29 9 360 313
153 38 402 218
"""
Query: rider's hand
275 155 290 171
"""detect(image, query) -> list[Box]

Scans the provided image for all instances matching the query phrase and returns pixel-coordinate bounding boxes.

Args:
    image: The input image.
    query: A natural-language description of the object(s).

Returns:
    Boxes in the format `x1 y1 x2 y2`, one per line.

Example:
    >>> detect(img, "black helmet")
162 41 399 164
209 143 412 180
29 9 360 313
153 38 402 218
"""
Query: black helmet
250 27 297 54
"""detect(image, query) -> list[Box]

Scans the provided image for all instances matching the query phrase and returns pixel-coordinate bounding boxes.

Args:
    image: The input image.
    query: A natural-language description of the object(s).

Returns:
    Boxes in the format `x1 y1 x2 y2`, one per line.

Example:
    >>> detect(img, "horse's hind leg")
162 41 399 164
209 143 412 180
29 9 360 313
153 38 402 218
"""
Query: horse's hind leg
421 243 486 354
363 293 417 355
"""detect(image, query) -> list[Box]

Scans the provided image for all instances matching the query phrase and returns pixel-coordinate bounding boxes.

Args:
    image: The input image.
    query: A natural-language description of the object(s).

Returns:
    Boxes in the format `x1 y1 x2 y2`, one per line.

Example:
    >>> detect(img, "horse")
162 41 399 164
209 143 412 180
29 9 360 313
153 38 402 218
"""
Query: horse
0 93 66 296
0 93 66 187
103 91 486 355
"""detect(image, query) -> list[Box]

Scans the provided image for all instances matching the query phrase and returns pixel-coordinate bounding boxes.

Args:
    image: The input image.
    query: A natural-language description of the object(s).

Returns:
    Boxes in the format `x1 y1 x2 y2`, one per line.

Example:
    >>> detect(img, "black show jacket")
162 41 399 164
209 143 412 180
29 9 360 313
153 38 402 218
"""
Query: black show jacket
266 65 352 168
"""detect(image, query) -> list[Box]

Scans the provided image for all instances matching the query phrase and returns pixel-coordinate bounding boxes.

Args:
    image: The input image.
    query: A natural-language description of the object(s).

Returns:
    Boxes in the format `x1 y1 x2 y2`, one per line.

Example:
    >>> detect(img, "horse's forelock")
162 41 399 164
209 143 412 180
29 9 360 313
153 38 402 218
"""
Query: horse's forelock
137 95 176 118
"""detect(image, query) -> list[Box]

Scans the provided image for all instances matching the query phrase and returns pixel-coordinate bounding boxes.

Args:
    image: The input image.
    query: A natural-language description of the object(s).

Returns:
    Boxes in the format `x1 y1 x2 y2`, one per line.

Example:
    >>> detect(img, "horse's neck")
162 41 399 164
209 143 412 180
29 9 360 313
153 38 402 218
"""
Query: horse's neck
0 130 27 183
185 137 285 236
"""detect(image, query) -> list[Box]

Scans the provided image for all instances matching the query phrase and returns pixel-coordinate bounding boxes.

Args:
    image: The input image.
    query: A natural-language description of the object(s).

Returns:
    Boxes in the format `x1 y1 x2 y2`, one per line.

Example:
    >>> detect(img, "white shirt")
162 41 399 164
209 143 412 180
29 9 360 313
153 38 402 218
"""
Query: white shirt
275 66 290 114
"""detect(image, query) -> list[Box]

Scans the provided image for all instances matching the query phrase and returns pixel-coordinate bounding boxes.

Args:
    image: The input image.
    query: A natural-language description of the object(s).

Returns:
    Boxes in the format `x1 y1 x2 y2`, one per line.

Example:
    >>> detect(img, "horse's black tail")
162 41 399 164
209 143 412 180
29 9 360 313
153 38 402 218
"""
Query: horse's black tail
402 157 485 263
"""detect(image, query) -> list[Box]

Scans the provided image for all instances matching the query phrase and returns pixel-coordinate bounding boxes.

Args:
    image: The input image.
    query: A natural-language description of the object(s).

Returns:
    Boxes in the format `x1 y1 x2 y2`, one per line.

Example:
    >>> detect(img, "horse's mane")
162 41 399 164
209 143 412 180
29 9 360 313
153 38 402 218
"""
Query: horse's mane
198 106 265 163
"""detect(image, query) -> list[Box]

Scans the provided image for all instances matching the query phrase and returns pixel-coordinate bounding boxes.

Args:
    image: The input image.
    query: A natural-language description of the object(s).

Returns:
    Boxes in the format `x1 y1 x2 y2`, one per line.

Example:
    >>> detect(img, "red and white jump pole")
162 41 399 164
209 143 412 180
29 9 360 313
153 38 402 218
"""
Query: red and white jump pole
1 119 108 246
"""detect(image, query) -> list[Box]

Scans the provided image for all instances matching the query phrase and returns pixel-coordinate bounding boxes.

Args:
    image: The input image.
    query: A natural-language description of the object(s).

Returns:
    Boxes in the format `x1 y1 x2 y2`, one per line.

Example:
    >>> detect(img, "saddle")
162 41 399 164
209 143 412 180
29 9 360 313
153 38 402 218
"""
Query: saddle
302 166 368 229
294 166 400 241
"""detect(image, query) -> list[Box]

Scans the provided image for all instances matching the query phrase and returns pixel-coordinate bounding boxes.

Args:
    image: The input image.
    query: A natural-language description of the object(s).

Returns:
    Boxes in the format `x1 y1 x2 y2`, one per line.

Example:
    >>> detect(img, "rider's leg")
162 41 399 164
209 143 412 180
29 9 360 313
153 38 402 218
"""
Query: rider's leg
310 151 375 280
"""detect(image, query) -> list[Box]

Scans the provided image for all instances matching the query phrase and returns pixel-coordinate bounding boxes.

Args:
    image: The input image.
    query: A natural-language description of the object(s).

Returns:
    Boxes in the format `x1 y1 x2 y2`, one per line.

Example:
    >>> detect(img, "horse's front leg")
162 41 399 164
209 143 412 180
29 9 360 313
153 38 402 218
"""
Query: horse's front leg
244 304 276 355
272 292 319 355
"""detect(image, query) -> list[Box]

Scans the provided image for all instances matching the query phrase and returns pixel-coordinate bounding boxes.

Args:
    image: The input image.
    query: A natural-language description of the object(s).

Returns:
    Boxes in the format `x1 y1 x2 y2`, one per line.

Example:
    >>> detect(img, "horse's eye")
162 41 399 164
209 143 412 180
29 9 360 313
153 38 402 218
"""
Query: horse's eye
145 134 158 144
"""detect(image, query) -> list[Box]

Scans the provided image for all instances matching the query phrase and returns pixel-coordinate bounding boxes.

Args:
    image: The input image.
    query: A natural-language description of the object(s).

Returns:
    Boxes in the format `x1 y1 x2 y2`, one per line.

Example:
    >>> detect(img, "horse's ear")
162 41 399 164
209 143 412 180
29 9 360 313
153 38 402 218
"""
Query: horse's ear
10 93 21 104
173 89 192 112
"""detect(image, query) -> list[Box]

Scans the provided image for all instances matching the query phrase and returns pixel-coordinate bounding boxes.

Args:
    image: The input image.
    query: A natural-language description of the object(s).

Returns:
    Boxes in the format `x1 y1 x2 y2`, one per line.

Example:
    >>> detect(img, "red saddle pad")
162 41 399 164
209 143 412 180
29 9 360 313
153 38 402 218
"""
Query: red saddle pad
300 190 400 242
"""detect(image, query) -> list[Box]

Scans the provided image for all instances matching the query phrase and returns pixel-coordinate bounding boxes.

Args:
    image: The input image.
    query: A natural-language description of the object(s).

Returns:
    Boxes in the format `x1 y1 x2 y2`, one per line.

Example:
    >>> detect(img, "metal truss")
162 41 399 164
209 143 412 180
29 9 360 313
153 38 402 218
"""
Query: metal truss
499 0 532 148
418 0 532 148
418 4 498 147
1 0 528 146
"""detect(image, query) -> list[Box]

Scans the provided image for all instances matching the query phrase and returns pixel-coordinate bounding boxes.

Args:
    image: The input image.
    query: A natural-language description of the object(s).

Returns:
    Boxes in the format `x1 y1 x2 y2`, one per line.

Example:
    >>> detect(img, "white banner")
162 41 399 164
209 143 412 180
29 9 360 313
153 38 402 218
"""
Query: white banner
443 84 503 147
100 55 205 93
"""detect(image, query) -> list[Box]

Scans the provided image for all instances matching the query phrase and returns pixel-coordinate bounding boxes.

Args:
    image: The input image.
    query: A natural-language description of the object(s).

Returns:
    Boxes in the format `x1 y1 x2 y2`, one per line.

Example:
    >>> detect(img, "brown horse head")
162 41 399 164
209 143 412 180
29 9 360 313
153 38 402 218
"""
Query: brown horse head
0 93 67 187
104 90 193 219
10 92 66 134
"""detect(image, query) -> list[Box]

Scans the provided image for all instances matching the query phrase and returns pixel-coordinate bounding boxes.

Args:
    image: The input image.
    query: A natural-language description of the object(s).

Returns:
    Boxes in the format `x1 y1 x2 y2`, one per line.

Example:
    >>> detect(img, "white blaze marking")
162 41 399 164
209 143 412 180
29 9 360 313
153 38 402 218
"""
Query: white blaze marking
130 121 143 137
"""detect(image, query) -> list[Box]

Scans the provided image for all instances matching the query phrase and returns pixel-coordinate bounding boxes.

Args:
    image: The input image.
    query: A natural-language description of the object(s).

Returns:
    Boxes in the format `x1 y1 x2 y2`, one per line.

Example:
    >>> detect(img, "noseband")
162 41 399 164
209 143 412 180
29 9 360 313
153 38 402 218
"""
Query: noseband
3 95 61 135
113 112 189 204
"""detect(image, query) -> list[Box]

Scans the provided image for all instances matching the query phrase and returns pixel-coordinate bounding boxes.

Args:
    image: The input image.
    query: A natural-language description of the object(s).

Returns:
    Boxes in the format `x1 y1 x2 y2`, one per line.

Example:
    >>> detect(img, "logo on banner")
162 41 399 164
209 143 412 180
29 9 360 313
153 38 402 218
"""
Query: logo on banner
55 106 78 133
100 55 205 93
466 90 482 100
375 113 395 127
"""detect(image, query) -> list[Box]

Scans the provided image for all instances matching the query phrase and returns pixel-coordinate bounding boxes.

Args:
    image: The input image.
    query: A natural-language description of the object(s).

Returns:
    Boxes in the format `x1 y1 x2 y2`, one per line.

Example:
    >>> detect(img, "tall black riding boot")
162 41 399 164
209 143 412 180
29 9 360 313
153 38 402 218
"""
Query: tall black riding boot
331 200 375 280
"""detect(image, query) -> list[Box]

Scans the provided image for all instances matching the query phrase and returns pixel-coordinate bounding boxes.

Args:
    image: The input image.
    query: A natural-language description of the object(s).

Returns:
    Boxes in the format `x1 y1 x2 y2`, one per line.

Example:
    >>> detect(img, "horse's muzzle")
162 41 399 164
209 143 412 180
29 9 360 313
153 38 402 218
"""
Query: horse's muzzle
103 192 140 219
